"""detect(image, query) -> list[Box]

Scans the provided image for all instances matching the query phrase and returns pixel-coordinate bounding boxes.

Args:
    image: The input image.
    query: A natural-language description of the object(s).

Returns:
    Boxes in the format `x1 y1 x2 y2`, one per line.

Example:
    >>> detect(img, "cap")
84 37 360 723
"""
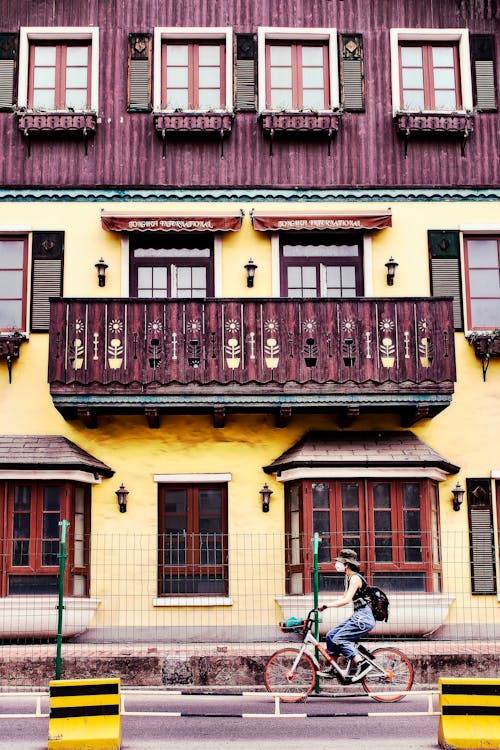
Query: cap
335 548 361 570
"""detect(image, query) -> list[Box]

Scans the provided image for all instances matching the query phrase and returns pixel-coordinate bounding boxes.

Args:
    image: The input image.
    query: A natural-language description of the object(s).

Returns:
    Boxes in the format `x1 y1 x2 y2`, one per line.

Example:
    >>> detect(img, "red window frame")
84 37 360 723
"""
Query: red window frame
464 235 500 330
0 235 28 332
158 483 228 596
161 41 225 110
28 41 91 110
0 480 91 597
285 478 440 594
398 41 461 111
265 41 330 111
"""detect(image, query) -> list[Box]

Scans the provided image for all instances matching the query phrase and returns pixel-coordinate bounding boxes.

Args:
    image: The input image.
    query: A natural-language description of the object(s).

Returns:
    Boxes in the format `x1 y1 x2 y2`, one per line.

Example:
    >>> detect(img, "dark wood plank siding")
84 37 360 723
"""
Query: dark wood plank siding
0 0 498 189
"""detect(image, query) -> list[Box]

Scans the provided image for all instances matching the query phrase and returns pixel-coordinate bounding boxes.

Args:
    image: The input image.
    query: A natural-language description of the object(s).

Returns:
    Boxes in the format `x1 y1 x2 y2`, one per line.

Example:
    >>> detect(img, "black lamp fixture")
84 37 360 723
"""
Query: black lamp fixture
95 258 108 287
451 481 465 512
115 483 129 513
259 483 273 513
385 256 398 286
244 258 258 287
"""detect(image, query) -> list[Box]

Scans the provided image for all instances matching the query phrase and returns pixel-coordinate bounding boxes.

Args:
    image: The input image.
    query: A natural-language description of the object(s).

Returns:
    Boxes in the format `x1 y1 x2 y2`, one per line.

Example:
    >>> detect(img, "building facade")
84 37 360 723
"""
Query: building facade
0 0 498 644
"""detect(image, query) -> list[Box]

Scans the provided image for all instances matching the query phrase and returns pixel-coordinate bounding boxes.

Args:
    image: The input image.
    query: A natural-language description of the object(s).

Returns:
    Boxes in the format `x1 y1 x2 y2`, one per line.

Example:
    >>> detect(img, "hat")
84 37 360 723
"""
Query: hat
336 548 361 570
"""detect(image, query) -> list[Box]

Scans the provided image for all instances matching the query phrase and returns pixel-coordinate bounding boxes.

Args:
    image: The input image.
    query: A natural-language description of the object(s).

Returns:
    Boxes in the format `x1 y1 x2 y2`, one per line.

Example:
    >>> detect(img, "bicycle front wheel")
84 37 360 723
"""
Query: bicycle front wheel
361 647 414 702
264 648 316 702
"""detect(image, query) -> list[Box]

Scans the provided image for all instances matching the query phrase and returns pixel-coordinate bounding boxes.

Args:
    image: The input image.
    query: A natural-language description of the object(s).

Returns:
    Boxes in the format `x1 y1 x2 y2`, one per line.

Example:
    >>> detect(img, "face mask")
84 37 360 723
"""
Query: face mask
335 561 345 573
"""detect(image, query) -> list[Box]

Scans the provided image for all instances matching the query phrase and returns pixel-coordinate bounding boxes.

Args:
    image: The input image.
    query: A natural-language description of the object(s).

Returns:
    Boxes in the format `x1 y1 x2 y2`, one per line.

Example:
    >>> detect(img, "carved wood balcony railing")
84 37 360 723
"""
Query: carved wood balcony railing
48 297 456 428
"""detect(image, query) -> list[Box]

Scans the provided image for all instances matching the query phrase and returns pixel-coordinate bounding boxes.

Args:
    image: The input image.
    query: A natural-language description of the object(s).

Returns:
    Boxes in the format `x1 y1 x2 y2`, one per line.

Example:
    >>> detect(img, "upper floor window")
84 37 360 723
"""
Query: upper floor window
280 233 363 297
29 42 91 110
153 28 233 112
0 236 28 331
129 232 214 298
258 27 339 112
464 236 500 329
18 27 99 112
399 43 461 111
390 29 473 116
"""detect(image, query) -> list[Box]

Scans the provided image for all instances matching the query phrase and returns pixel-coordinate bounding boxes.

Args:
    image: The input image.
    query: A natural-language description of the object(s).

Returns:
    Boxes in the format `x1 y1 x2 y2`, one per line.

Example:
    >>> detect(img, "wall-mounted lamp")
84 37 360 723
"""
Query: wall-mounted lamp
244 258 258 288
385 257 399 286
451 481 465 512
115 483 129 513
259 483 273 513
95 258 108 287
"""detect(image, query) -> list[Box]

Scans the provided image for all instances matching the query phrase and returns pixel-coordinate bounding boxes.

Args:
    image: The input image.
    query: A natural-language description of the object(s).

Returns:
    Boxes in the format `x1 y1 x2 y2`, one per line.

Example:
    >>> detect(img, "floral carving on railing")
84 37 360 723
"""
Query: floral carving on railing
16 111 97 155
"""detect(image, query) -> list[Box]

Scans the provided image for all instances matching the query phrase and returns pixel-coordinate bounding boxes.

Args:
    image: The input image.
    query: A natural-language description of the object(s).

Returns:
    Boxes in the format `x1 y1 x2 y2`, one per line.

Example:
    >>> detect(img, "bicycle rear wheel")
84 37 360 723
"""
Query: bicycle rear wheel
361 647 414 702
264 648 316 702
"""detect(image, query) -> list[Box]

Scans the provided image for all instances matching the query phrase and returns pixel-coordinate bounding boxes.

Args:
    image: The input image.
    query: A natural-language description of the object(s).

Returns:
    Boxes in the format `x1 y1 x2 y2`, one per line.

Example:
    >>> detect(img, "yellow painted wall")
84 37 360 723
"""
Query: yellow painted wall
1 199 499 632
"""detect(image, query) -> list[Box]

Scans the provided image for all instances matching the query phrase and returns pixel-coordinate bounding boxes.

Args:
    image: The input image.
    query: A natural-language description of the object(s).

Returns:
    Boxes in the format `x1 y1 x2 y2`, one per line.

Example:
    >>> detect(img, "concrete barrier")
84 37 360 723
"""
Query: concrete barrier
48 677 121 750
438 677 500 750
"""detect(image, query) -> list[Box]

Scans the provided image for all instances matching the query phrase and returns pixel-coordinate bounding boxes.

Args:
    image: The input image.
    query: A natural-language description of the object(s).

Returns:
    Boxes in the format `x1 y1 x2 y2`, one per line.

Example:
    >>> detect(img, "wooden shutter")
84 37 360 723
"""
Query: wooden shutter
467 479 496 595
470 34 497 112
0 32 18 111
428 230 463 331
235 34 256 111
127 33 152 112
30 232 64 333
339 34 364 112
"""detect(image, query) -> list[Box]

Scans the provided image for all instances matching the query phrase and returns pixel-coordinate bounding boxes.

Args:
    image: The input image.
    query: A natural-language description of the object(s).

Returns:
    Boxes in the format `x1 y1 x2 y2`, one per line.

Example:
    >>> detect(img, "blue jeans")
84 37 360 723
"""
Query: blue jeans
325 606 376 660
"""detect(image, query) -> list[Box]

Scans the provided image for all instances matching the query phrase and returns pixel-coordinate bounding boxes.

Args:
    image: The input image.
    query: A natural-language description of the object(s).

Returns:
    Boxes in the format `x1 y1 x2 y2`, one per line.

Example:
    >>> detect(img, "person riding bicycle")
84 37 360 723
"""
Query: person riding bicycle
318 548 375 680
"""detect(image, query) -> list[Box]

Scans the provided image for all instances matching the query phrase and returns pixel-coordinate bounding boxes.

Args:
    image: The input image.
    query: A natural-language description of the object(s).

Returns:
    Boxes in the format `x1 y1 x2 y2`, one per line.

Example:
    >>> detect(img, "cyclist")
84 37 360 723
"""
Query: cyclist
318 548 375 680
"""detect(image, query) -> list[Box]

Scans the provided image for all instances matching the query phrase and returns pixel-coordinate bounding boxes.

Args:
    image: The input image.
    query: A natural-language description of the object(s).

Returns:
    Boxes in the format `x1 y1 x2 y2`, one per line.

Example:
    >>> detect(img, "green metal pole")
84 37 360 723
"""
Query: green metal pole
312 532 321 693
55 519 69 680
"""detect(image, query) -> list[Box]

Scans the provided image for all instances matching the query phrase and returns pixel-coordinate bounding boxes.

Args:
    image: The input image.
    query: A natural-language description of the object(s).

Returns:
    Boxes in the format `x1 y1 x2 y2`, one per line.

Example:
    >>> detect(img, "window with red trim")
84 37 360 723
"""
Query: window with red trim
266 42 329 110
158 483 228 596
285 478 441 594
0 236 28 331
464 236 500 329
161 42 225 110
399 42 461 111
0 480 90 597
28 42 91 110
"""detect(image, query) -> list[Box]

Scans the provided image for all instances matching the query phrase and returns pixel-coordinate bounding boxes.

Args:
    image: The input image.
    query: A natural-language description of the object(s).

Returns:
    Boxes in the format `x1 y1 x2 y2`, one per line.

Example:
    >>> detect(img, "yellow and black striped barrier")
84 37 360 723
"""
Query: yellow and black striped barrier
48 678 121 750
438 677 500 750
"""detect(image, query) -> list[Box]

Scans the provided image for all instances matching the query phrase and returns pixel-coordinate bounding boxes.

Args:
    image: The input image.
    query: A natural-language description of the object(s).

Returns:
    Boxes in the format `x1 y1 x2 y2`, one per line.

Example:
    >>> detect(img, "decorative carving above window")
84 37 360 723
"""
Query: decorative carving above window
17 112 97 156
0 332 27 383
395 113 475 157
153 112 234 158
259 112 341 156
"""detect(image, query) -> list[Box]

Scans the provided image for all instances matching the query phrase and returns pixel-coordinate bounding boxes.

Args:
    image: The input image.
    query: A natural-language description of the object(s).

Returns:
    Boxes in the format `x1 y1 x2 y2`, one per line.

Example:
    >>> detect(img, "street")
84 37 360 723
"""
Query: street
0 691 441 749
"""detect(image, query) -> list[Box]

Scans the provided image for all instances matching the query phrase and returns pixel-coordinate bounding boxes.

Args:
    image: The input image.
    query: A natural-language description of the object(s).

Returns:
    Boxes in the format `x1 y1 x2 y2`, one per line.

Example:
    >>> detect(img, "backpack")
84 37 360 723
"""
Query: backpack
367 585 390 622
358 574 389 622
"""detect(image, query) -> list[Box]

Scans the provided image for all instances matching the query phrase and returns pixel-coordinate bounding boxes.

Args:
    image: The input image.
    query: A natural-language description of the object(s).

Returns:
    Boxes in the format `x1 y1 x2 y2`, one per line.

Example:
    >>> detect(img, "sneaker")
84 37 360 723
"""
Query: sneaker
317 664 337 678
348 659 371 680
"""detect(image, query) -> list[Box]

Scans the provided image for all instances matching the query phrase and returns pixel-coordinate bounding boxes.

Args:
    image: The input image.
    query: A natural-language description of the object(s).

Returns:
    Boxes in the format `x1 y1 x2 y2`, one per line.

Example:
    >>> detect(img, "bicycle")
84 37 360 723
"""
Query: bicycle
264 607 414 703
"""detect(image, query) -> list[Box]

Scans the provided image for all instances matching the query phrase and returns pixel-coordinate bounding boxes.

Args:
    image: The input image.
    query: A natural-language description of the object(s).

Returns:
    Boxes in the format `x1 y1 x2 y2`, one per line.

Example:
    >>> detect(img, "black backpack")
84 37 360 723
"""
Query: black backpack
367 585 390 622
358 575 389 622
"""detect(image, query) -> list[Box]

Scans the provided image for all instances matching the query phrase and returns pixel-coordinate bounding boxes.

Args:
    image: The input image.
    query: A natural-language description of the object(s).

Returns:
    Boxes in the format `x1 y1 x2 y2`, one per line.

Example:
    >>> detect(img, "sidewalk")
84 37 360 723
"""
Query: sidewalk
0 639 498 690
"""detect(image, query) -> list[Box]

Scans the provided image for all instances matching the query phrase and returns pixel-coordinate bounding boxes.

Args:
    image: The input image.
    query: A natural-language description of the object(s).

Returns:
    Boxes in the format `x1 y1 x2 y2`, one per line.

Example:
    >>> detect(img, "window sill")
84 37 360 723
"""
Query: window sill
16 112 97 155
154 596 233 607
395 112 475 156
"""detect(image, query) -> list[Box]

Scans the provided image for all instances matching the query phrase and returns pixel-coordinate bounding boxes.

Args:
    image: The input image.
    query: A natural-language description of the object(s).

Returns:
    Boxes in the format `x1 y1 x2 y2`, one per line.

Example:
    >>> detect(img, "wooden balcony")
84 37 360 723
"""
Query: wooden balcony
48 297 456 428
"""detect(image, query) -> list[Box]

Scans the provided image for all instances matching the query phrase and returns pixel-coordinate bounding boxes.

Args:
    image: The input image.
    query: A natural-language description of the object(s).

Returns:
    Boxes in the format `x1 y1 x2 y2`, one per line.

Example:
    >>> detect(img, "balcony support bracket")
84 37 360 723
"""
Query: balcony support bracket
145 407 160 429
77 407 98 429
401 404 430 427
276 406 292 428
213 405 226 429
338 406 360 428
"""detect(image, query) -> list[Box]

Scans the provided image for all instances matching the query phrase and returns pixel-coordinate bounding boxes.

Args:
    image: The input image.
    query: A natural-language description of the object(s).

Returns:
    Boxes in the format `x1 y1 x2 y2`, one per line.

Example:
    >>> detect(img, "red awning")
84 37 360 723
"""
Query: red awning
251 211 392 232
101 211 243 233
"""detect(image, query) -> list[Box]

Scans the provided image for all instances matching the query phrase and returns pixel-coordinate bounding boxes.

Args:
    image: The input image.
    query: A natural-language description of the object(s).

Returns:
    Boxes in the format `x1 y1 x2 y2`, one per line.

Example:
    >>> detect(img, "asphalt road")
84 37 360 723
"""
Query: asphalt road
0 691 441 749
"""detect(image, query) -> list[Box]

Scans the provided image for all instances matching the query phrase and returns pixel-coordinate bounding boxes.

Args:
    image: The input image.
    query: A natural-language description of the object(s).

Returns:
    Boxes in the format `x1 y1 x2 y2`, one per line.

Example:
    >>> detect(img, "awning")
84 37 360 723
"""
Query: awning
101 210 243 233
251 209 392 232
0 435 114 480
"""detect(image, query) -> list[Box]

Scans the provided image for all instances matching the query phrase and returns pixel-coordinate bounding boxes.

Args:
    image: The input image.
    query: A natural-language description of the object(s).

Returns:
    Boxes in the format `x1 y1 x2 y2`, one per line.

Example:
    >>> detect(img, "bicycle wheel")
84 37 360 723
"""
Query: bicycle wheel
264 648 316 702
361 647 414 702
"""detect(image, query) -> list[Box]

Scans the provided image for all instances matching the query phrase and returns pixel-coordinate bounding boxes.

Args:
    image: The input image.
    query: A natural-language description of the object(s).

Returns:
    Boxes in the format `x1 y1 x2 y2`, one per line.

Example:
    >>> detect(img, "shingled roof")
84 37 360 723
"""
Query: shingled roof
0 435 114 478
263 431 459 475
